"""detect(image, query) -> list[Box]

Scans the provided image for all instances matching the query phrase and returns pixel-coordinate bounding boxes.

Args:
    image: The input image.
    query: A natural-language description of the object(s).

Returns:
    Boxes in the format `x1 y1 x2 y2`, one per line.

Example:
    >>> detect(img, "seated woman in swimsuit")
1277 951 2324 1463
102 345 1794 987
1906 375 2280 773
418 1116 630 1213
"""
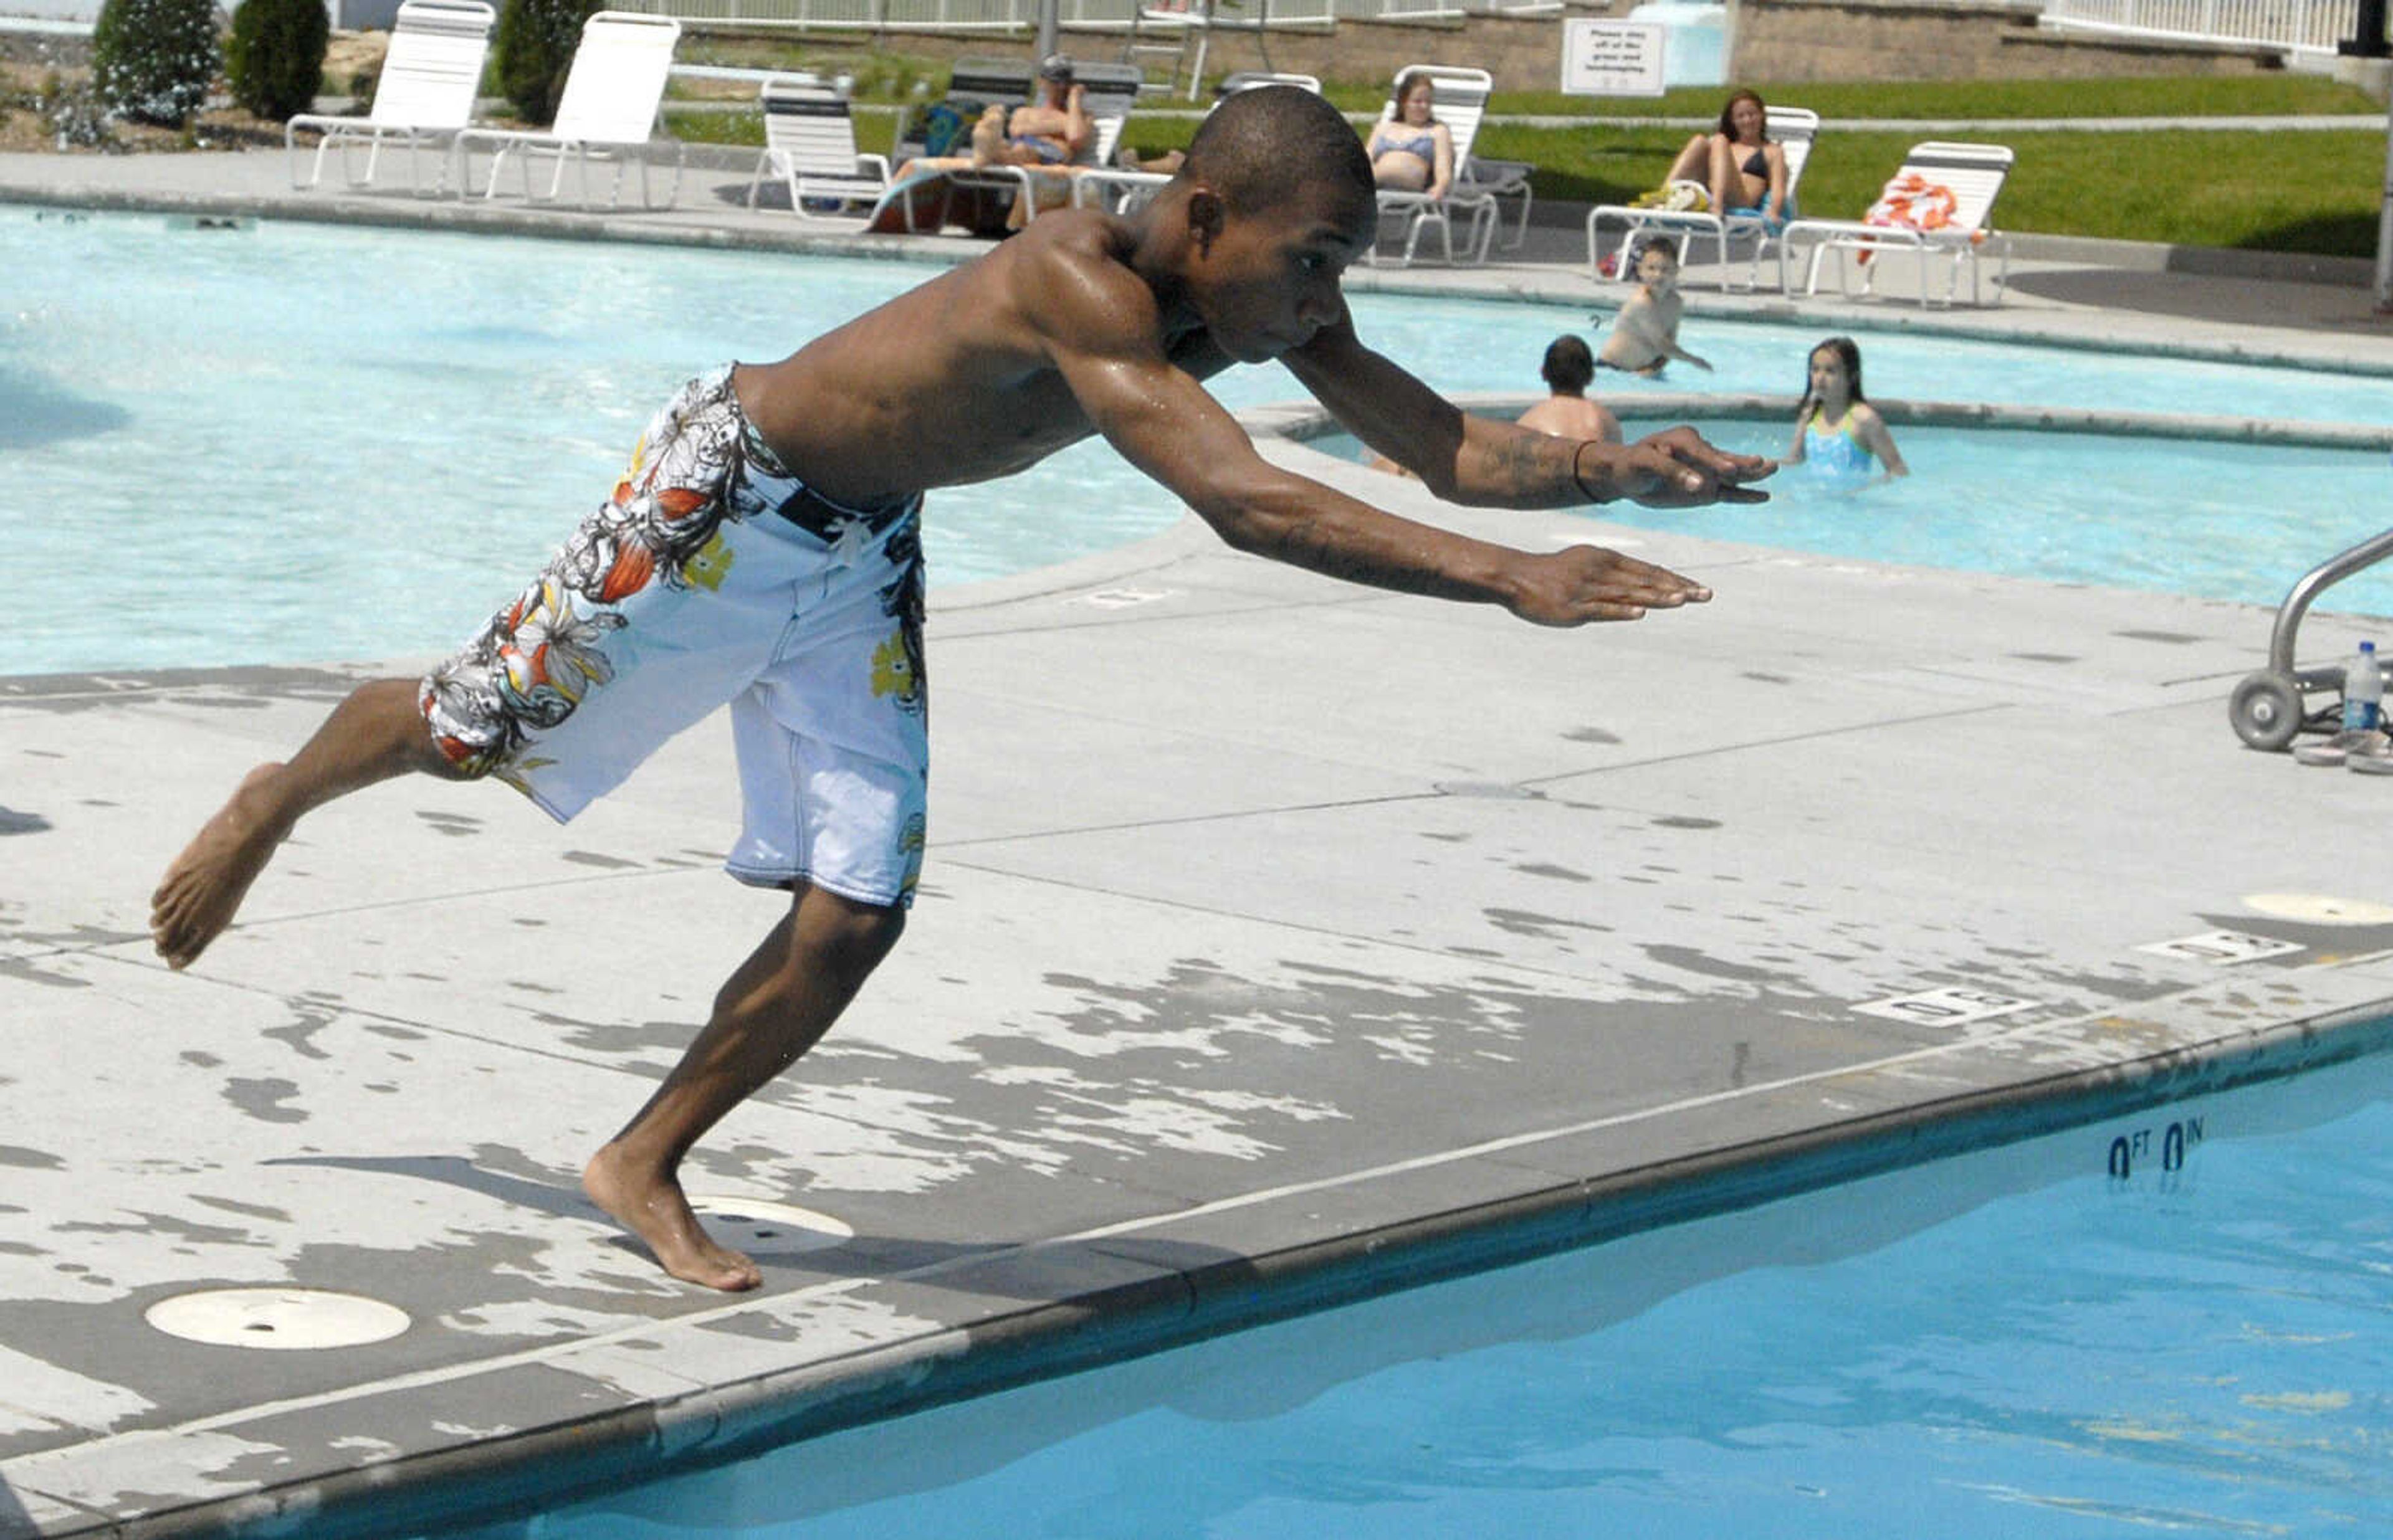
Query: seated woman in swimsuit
1364 70 1452 202
1662 88 1789 228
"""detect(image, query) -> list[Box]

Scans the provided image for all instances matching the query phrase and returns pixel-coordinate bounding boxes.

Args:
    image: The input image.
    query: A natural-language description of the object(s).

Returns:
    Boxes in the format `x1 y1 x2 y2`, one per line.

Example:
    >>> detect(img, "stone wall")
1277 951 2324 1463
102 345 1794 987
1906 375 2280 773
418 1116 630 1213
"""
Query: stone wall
1731 0 2287 82
717 0 2286 91
808 11 1622 96
1154 10 1617 93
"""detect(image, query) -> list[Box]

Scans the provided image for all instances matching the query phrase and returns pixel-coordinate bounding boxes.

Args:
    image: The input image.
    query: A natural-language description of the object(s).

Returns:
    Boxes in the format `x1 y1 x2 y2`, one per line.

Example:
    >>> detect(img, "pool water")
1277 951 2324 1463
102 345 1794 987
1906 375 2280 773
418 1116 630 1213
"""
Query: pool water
494 1048 2393 1539
1319 422 2393 612
6 206 2391 675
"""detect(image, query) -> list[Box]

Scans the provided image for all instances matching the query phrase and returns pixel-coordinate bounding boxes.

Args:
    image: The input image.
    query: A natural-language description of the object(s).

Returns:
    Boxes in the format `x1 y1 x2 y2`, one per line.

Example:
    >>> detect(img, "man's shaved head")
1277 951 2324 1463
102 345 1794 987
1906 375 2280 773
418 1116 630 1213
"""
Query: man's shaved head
1182 85 1373 216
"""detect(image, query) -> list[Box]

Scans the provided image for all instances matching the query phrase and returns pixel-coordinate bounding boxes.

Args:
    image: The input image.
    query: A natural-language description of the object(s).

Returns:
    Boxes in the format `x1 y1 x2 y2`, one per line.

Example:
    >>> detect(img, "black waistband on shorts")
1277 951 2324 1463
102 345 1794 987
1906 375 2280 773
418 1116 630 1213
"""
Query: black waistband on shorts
722 368 919 543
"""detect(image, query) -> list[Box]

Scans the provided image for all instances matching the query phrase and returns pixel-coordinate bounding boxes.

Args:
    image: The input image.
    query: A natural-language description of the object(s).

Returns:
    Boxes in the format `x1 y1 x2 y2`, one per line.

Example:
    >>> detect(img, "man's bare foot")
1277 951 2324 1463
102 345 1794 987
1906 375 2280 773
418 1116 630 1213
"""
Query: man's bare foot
584 1144 763 1292
150 763 293 971
969 105 1005 168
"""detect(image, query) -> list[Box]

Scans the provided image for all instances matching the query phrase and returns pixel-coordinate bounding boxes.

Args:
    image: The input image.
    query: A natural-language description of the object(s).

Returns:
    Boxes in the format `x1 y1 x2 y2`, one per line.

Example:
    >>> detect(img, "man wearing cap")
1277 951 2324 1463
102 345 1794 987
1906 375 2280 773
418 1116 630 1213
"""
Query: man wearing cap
970 53 1089 168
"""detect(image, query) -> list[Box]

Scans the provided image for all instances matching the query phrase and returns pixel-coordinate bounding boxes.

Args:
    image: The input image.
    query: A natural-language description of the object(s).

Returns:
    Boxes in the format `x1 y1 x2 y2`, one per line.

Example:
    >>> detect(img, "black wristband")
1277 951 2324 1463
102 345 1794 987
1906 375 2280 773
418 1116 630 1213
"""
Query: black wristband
1571 439 1602 503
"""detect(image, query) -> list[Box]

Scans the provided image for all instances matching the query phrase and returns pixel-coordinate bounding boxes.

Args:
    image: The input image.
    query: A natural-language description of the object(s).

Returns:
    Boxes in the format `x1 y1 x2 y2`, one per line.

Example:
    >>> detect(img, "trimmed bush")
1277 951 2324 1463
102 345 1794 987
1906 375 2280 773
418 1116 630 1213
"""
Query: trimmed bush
91 0 221 128
226 0 330 121
495 0 599 124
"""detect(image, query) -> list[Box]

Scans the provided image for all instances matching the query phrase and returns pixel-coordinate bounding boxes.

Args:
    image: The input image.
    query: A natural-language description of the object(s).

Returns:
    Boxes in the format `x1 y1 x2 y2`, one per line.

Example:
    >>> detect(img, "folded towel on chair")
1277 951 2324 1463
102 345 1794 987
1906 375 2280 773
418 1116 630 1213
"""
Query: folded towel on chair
1864 173 1959 233
1853 173 1983 263
1629 178 1711 213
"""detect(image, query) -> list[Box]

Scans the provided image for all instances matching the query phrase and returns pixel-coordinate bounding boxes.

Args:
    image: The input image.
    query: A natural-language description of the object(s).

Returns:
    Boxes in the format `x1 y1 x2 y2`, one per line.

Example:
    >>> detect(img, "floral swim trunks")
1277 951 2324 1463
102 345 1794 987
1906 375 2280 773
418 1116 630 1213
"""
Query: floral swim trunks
420 365 929 907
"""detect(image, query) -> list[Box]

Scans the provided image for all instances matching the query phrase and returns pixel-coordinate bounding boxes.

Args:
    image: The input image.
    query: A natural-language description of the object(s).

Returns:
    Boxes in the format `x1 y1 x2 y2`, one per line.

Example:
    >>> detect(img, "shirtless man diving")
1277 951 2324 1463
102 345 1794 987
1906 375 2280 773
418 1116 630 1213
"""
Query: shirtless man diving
151 86 1772 1293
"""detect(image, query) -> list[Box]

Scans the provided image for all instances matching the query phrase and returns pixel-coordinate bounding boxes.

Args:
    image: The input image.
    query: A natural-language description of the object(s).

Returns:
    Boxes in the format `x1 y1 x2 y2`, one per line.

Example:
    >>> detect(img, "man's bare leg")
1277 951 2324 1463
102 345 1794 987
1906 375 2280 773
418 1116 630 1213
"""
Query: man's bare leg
151 677 457 970
583 884 904 1291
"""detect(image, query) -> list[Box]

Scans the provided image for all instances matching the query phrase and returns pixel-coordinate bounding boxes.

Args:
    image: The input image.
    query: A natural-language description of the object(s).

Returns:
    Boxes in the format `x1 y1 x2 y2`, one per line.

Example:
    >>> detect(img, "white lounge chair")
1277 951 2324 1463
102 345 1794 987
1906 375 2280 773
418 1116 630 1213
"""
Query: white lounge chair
1448 75 1536 252
890 56 1032 166
285 0 494 195
1367 65 1502 268
863 59 1034 236
1459 151 1536 252
1068 70 1321 215
453 11 684 211
942 60 1147 226
1586 106 1820 293
1221 69 1321 93
746 74 891 222
1779 141 2015 307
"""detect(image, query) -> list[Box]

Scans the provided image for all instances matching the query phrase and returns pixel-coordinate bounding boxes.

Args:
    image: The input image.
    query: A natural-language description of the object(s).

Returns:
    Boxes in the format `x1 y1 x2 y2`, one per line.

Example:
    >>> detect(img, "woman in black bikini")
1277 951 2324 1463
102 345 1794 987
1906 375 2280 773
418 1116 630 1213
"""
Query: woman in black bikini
1661 88 1788 226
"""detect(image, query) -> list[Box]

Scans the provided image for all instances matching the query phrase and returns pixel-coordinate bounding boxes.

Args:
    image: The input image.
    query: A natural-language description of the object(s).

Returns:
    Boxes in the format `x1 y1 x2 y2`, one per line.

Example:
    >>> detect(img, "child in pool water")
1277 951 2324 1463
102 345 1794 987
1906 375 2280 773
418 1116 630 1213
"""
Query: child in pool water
1597 237 1711 378
1787 336 1906 482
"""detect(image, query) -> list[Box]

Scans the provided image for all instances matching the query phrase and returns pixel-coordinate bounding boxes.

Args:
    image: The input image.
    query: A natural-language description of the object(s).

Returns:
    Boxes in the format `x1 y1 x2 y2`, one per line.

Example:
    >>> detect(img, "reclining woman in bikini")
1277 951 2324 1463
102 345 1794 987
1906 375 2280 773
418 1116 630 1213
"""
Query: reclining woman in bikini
1364 70 1452 202
1661 88 1789 228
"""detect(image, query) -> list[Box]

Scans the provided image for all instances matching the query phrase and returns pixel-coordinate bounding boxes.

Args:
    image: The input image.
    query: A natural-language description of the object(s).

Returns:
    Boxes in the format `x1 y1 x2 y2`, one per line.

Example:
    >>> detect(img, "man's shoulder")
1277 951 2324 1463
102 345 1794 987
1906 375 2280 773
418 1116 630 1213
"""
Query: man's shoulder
1006 209 1137 283
998 212 1173 346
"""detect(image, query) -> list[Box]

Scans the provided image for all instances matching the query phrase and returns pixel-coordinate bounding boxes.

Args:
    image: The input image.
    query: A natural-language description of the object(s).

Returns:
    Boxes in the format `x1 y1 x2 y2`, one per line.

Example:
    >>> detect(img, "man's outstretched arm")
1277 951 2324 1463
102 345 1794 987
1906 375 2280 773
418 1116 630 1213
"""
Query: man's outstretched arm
1046 323 1708 625
1284 316 1770 509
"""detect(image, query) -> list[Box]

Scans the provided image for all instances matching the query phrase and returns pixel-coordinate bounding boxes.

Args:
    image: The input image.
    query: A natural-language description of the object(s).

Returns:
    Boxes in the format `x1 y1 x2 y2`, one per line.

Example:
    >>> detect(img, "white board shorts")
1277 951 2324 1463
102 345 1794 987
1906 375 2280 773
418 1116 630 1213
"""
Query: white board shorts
419 366 929 908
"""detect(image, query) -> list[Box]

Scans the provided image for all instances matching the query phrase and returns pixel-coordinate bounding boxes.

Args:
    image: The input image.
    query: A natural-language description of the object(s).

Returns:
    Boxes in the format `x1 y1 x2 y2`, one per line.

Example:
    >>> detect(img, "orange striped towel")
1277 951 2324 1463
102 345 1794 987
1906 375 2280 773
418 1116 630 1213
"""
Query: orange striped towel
1854 173 1983 264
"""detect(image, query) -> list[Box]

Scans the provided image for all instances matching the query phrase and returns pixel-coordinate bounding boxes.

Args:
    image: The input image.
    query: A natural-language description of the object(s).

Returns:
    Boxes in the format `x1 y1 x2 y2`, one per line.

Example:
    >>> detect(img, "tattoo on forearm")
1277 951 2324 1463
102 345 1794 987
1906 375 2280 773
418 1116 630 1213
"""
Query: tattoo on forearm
1473 432 1580 501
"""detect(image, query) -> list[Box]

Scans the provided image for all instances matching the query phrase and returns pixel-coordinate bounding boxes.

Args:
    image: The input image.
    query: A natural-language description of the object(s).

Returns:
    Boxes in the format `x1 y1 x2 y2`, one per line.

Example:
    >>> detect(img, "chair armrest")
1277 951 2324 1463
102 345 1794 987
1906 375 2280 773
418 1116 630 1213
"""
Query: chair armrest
1590 204 1726 236
1463 156 1532 189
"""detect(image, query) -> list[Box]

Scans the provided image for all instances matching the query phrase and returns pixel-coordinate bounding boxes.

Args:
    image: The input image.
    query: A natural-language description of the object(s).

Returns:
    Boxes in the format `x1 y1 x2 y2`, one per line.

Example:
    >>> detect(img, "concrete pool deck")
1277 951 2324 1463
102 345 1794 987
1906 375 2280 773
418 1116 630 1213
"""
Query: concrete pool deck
7 148 2393 1539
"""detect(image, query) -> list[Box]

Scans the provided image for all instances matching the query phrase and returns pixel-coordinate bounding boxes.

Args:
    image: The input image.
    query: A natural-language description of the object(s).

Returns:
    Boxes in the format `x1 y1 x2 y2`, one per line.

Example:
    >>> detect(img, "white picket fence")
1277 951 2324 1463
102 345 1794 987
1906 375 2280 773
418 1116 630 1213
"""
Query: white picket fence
2041 0 2369 55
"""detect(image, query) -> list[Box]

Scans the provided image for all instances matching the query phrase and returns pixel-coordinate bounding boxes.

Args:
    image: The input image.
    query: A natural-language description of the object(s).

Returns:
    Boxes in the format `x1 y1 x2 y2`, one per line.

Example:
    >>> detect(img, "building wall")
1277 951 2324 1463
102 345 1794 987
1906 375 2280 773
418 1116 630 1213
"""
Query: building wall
1731 0 2286 81
829 12 1618 97
803 0 2278 93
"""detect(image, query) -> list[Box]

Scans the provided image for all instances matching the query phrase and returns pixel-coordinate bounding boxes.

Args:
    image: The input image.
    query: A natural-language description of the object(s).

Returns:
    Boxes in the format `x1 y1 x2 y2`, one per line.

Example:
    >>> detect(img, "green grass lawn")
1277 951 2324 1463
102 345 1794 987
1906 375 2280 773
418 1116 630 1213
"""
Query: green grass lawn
670 66 2390 257
1469 123 2385 256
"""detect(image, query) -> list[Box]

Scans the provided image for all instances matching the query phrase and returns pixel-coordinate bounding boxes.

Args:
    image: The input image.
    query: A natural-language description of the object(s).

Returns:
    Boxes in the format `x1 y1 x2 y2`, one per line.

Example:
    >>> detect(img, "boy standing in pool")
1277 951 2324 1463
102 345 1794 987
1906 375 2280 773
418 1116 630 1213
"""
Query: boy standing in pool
1598 237 1712 378
151 88 1772 1293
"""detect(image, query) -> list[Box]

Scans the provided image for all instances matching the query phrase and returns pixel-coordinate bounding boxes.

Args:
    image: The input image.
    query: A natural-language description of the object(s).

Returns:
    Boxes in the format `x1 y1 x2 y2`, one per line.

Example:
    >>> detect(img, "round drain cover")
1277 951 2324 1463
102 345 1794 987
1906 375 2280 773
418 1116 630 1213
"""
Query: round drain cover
687 1196 853 1257
145 1288 410 1349
2242 892 2393 926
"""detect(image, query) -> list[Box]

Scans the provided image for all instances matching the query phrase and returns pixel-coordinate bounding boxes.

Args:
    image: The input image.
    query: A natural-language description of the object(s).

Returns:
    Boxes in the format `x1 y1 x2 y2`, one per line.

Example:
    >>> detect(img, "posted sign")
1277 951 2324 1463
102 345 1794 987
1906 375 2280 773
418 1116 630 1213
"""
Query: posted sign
1560 19 1666 97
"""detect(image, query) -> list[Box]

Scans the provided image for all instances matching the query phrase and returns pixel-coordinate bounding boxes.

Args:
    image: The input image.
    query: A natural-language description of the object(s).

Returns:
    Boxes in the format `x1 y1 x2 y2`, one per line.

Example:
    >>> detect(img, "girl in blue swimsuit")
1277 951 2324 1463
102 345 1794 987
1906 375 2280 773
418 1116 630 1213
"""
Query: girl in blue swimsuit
1787 336 1909 483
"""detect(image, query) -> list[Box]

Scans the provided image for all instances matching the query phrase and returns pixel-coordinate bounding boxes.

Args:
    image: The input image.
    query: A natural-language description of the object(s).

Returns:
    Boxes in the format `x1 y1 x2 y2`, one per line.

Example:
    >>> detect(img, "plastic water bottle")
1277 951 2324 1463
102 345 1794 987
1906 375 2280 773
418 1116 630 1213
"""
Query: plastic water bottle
2344 640 2382 733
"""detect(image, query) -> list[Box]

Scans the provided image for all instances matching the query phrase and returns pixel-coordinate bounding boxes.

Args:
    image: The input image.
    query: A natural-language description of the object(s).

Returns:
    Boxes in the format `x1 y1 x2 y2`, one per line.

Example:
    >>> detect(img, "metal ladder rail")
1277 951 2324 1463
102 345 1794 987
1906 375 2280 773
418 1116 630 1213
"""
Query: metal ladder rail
1122 0 1202 97
2269 526 2393 680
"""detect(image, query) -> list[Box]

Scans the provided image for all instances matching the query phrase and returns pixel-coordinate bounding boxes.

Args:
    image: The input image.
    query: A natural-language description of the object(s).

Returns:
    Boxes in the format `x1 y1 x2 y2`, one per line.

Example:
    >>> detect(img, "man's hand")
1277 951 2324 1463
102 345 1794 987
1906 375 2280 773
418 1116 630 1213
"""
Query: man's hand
1598 425 1774 508
1506 544 1712 627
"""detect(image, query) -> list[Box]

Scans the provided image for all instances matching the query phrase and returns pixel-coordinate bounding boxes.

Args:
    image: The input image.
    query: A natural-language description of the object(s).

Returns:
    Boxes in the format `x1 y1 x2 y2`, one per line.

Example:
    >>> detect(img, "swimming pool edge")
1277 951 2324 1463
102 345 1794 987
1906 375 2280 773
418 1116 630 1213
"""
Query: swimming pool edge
15 962 2393 1540
5 187 2389 381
